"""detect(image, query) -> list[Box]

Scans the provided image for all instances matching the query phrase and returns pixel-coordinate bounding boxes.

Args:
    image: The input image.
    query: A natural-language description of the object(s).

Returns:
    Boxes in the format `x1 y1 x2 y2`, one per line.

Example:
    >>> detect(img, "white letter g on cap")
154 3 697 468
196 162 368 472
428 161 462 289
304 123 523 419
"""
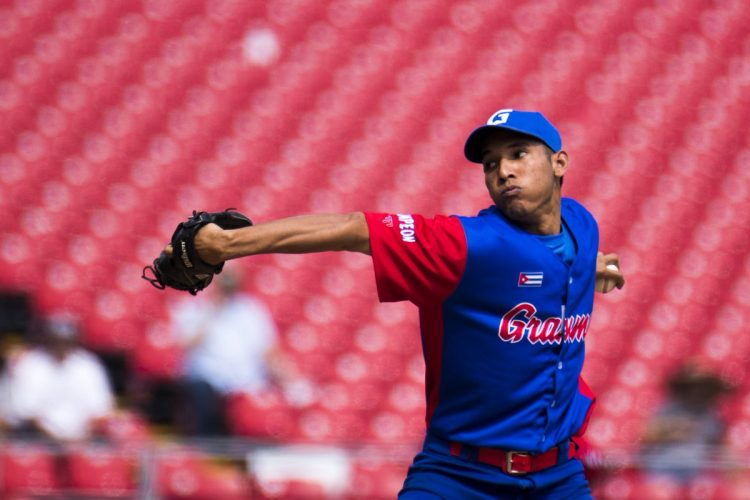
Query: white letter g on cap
487 109 513 125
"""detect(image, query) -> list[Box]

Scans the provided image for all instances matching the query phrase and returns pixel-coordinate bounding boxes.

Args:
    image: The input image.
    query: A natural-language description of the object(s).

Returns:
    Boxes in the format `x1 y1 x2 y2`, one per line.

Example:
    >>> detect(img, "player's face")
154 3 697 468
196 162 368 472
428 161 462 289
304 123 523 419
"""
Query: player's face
481 132 568 234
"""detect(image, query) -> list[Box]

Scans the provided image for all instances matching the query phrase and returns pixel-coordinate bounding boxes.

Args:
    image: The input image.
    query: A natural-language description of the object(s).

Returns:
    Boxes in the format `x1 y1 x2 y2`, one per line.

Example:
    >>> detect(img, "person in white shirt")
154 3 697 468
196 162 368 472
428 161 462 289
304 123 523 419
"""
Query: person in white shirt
0 313 114 441
168 270 287 435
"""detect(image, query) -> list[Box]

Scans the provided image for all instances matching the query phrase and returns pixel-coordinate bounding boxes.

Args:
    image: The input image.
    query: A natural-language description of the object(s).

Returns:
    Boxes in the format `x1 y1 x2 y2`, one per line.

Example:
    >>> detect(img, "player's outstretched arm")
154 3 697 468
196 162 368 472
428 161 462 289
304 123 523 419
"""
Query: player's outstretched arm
193 212 371 265
595 251 625 293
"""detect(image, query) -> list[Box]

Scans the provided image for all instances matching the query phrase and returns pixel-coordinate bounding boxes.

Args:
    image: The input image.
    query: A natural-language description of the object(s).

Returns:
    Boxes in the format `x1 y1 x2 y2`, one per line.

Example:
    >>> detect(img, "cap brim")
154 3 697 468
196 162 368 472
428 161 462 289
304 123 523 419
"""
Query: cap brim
463 125 554 163
464 126 494 163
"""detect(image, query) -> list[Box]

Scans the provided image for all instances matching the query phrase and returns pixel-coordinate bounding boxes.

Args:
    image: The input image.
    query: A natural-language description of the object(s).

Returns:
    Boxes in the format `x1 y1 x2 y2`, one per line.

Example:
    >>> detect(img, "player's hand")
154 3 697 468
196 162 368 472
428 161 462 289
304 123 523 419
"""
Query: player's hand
595 251 624 293
193 223 225 266
163 223 224 266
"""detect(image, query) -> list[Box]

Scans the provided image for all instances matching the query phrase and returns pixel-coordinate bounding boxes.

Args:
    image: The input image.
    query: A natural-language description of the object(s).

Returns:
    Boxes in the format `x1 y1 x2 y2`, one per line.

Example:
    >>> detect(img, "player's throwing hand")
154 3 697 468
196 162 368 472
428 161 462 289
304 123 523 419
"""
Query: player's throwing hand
596 251 624 293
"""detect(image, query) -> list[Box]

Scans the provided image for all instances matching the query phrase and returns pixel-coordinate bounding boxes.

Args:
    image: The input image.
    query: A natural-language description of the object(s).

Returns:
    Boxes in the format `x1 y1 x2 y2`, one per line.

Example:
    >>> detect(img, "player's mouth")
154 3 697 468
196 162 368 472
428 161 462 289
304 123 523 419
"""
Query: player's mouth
501 186 521 198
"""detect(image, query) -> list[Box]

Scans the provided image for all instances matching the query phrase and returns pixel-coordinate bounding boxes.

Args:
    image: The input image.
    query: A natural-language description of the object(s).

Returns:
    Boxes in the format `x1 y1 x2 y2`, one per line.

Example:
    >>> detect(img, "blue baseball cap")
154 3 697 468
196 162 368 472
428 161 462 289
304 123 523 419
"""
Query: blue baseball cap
464 109 562 163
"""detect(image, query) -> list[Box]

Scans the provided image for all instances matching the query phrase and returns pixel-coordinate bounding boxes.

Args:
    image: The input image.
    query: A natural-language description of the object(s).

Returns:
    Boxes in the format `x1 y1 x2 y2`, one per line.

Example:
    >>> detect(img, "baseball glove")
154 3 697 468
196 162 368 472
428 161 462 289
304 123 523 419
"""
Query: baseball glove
142 209 252 295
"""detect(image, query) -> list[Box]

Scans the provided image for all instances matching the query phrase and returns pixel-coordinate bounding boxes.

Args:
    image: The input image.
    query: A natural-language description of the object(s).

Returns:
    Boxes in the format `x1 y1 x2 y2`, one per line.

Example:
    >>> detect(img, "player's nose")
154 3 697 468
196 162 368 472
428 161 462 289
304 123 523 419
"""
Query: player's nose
495 159 512 183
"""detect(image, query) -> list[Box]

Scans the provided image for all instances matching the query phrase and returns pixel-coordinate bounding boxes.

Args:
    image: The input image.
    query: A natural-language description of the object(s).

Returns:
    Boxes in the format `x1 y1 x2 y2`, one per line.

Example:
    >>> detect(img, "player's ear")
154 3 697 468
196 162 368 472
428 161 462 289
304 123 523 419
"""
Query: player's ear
551 150 569 179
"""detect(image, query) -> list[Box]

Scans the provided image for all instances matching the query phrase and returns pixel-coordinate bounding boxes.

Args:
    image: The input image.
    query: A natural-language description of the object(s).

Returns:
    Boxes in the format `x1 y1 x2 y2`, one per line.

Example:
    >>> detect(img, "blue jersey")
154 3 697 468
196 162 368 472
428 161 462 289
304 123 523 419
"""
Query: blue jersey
365 198 598 453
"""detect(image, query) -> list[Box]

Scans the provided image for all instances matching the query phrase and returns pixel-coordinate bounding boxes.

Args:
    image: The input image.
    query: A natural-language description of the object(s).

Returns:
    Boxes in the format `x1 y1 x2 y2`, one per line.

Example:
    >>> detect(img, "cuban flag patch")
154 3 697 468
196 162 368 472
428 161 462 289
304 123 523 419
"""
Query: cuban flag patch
518 272 543 287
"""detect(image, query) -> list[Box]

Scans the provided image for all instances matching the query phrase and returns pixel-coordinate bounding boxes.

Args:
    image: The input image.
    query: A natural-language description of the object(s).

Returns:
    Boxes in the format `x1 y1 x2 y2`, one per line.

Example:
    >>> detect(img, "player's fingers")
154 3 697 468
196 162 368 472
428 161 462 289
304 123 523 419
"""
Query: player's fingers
601 252 620 267
596 251 607 278
596 252 625 293
598 271 624 293
606 254 625 289
605 264 625 289
164 244 173 256
596 251 619 269
612 271 625 289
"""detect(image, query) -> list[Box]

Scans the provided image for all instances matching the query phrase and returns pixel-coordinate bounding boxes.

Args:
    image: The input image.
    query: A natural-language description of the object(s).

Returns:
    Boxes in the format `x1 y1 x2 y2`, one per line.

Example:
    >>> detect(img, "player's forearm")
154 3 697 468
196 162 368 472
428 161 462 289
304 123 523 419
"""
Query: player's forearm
202 212 371 262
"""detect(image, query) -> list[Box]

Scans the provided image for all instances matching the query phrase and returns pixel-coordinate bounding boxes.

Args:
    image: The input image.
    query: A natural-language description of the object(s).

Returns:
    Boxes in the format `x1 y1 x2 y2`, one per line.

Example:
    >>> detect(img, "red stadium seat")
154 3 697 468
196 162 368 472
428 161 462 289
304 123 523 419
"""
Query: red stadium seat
252 478 326 499
316 381 352 412
98 410 153 446
295 407 337 443
367 411 408 443
66 445 138 495
347 457 410 499
1 444 59 495
386 381 424 415
226 391 297 440
157 450 250 500
349 382 387 413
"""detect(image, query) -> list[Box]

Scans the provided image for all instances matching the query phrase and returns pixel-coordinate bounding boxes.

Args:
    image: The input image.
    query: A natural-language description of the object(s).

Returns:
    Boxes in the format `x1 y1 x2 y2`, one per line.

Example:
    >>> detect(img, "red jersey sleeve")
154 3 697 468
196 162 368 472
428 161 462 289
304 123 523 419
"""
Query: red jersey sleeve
365 212 467 306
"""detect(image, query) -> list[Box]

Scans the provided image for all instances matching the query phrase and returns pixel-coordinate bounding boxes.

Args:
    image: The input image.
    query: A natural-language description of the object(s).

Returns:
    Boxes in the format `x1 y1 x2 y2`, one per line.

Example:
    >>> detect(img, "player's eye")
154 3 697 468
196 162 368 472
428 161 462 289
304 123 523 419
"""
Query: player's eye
483 160 498 173
513 149 527 159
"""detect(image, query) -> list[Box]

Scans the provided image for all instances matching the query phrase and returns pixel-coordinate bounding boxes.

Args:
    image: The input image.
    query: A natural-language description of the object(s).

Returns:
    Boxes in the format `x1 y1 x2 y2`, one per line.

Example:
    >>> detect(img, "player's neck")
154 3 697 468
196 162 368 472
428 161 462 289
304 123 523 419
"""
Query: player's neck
514 198 562 236
517 217 561 235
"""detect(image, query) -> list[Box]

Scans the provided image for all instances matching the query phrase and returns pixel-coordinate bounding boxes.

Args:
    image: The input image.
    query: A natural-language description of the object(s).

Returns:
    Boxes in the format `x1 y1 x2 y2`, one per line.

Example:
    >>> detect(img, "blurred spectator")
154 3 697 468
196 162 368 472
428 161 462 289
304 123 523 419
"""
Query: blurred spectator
168 270 291 436
0 313 115 441
0 290 34 337
640 359 734 485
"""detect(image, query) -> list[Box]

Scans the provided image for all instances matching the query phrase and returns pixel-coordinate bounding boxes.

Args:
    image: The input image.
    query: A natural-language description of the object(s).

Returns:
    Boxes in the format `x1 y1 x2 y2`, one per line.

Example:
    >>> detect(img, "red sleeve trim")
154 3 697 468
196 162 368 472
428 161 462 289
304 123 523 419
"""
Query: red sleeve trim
575 376 597 437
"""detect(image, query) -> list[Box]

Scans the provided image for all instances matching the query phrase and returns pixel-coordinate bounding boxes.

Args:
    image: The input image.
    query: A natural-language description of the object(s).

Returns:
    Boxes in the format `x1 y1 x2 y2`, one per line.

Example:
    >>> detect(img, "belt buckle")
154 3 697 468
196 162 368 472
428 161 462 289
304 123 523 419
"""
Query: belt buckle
505 450 531 475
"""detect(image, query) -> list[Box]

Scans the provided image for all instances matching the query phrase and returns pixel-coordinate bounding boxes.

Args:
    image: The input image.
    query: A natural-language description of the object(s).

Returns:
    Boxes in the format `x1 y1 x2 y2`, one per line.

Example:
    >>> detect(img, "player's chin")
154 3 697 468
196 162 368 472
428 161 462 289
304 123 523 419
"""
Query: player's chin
495 199 531 222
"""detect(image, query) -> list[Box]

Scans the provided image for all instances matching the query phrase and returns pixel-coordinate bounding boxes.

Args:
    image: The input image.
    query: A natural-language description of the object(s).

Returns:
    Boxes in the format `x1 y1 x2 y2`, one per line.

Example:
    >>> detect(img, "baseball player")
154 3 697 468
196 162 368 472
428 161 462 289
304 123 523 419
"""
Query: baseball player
151 108 624 498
